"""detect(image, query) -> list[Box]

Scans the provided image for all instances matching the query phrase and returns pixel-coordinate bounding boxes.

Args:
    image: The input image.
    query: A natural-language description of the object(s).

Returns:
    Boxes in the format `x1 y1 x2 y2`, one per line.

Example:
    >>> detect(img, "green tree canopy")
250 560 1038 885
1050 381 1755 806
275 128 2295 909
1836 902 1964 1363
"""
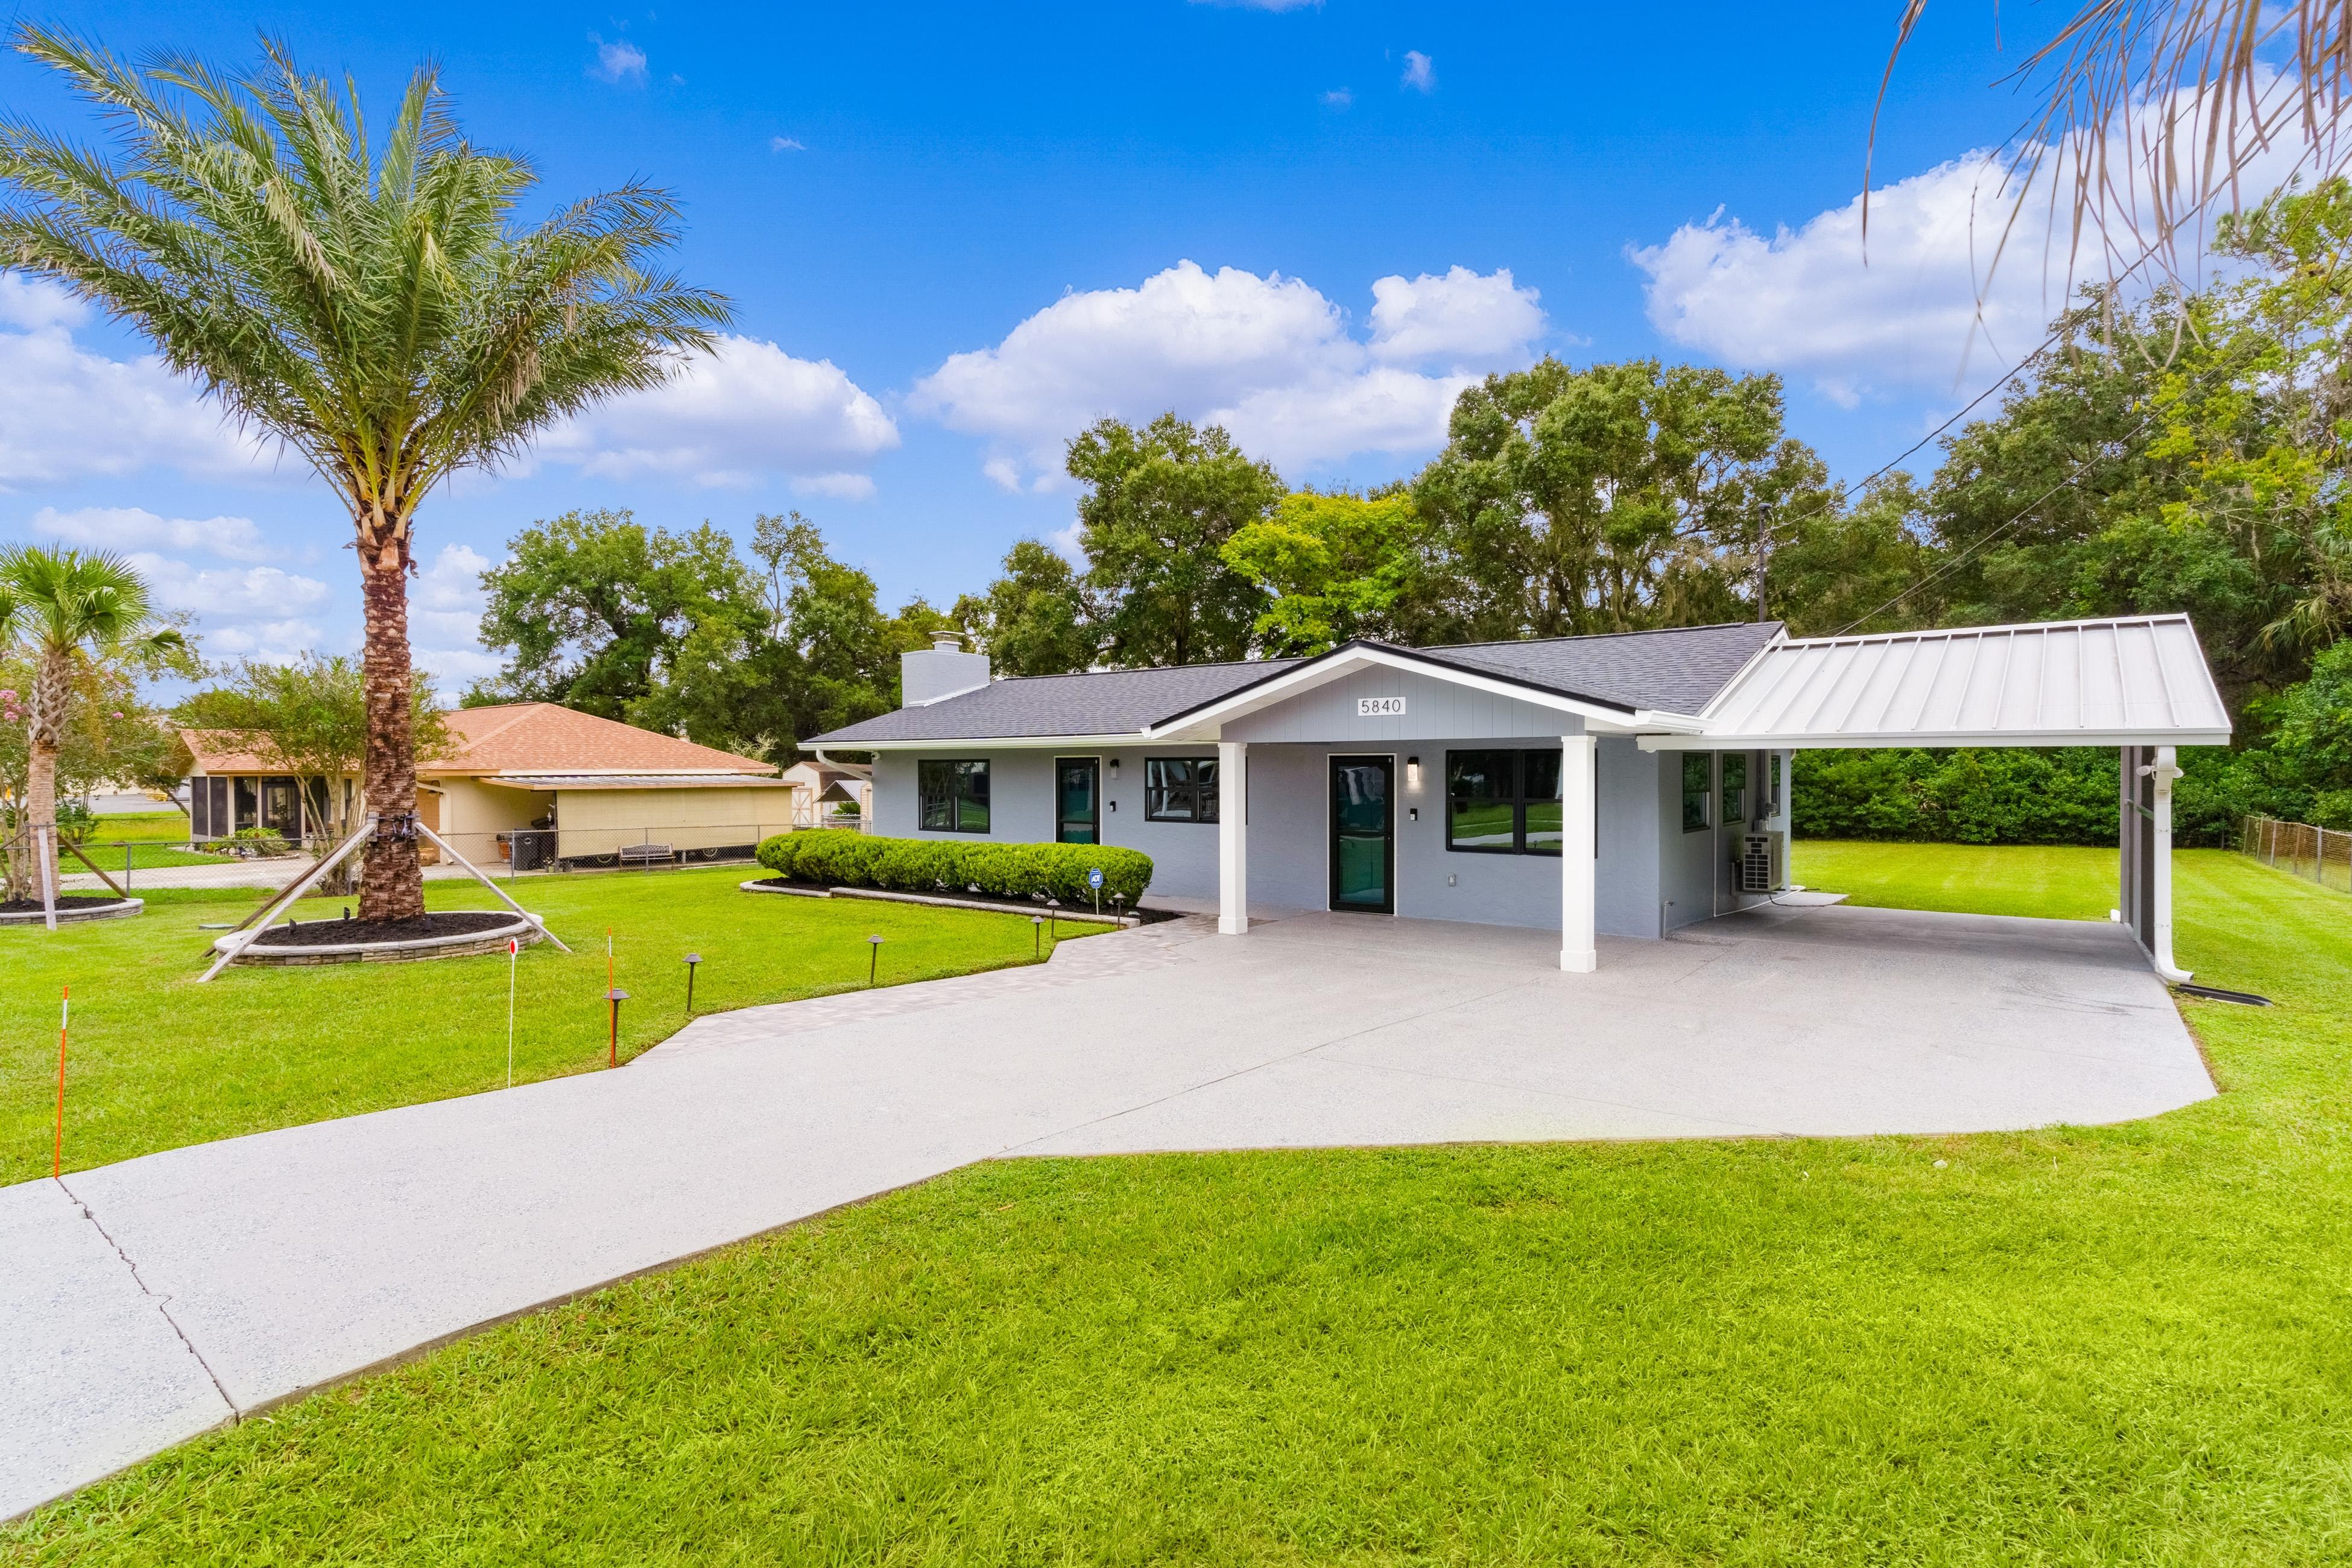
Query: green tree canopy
474 509 756 718
1221 490 1438 655
1413 358 1833 639
1069 414 1282 667
953 540 1097 676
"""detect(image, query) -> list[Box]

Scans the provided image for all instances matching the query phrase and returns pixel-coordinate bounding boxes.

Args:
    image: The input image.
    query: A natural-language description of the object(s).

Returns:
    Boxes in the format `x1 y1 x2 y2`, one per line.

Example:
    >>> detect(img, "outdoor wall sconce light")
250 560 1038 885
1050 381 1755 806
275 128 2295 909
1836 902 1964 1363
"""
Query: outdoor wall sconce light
1408 808 1419 821
1108 758 1121 780
683 953 701 1015
1406 756 1421 787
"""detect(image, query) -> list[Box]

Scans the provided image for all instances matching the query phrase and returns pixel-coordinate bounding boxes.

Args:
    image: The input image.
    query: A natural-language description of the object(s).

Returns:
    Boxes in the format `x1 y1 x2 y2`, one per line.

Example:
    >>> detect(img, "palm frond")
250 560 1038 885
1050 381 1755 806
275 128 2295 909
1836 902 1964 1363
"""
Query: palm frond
0 24 733 525
1878 3 2352 300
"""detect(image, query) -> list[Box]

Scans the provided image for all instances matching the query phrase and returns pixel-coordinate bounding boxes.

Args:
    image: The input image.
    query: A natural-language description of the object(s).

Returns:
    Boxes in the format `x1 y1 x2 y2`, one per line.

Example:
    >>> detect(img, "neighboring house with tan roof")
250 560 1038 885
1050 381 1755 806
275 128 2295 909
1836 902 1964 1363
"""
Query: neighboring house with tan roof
177 702 798 869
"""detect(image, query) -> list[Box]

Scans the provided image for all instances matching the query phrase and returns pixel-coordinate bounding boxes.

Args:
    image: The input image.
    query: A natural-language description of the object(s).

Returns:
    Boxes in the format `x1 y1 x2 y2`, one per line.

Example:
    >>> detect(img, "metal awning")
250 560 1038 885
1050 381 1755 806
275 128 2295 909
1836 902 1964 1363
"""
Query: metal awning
1644 615 2232 750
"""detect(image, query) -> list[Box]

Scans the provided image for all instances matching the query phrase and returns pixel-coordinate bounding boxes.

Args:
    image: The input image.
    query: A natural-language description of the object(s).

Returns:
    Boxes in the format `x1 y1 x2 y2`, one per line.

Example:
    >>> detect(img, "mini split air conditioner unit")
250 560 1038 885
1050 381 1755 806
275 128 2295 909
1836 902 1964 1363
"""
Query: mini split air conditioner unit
1737 830 1786 895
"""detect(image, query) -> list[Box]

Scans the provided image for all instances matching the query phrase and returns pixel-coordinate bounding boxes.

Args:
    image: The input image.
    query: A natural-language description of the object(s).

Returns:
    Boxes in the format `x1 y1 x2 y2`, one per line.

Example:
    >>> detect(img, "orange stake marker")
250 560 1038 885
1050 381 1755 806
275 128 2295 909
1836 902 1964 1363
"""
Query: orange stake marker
54 985 69 1180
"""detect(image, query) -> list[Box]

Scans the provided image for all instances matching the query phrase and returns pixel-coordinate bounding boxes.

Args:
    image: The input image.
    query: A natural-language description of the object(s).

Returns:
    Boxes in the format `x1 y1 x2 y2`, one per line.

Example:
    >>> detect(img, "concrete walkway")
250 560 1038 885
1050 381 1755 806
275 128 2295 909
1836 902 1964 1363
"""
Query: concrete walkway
0 903 2211 1520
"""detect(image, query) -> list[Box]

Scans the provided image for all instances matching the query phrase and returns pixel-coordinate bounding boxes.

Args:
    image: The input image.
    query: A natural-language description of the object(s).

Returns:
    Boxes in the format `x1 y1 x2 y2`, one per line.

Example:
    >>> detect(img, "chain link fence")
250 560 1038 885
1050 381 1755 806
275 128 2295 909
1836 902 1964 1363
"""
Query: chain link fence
2241 815 2352 894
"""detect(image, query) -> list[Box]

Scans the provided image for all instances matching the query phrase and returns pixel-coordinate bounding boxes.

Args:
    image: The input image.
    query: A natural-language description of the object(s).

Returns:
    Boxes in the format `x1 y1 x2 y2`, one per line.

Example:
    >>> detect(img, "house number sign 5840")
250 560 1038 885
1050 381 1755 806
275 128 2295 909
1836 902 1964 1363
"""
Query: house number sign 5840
1356 697 1408 717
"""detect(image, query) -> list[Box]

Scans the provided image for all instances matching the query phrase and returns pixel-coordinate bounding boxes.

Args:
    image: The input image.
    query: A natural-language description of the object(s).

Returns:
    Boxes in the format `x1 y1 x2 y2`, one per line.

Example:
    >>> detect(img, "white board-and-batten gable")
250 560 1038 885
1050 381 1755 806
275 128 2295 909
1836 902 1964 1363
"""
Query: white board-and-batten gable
1198 662 1594 745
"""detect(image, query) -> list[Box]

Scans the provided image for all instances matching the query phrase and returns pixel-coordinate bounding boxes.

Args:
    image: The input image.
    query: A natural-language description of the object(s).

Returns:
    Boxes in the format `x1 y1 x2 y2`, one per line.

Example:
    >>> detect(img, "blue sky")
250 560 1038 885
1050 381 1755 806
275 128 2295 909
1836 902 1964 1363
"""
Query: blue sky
0 2 2161 684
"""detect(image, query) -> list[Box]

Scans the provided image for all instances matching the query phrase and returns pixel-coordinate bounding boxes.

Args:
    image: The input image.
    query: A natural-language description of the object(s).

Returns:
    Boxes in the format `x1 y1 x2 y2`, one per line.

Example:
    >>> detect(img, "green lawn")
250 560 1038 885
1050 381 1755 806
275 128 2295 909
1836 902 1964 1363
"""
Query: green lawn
11 847 2352 1563
1 869 1090 1185
1794 838 2126 920
60 810 229 872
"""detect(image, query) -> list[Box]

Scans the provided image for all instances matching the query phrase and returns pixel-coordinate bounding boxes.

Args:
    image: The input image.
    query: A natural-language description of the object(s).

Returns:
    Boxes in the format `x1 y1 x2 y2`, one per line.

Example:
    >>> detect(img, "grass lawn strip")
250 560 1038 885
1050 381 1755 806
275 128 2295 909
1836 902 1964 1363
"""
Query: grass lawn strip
1 867 1093 1185
8 847 2350 1562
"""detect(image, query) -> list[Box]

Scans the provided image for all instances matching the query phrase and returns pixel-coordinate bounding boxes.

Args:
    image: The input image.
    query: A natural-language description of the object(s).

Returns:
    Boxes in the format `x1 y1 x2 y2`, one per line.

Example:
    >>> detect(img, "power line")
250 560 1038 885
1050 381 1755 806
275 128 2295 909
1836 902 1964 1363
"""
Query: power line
1827 404 2160 636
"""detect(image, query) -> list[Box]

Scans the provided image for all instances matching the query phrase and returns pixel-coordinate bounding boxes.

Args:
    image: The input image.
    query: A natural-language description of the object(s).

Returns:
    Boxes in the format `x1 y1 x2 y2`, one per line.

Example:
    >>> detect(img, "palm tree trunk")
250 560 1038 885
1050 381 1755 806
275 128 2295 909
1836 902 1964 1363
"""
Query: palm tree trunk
22 646 69 899
356 529 425 922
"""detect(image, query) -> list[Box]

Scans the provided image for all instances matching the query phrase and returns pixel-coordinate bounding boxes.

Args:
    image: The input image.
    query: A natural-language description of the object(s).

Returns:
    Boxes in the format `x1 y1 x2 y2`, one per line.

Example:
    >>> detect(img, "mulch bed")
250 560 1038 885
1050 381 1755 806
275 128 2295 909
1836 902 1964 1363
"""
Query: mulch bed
249 911 520 947
1 894 133 913
745 877 1180 925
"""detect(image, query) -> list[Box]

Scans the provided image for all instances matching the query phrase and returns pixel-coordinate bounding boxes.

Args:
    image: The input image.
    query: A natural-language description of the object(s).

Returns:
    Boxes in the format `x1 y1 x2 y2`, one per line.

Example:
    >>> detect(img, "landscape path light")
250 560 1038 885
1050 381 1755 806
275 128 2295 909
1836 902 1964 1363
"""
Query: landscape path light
684 952 702 1015
605 988 630 1067
868 934 884 987
1032 914 1043 957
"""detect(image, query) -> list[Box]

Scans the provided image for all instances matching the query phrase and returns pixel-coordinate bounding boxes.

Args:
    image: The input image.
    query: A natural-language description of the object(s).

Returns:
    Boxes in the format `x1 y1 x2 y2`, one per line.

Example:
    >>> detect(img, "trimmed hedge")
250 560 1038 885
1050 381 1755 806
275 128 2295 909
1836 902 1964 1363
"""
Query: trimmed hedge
756 829 1154 904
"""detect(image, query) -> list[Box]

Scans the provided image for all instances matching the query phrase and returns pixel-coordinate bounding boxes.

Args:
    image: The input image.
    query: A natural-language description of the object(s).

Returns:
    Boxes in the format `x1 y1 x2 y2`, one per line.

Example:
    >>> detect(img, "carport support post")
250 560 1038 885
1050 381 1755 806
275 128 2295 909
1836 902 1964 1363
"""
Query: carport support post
2149 744 2191 983
1560 733 1597 973
1218 740 1249 935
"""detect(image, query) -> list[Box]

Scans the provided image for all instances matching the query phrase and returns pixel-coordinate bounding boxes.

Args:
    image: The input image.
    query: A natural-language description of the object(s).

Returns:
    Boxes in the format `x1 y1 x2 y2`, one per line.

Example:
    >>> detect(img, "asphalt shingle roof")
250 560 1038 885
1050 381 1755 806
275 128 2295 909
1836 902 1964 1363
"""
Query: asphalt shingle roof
813 659 1303 744
806 622 1782 745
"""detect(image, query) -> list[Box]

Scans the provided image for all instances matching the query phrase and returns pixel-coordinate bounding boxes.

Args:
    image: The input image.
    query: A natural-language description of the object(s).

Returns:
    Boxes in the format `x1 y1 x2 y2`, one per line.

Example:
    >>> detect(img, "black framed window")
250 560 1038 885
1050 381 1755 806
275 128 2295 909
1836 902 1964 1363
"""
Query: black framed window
1446 750 1563 856
233 776 259 832
1144 757 1219 823
917 759 991 833
1680 753 1712 833
1721 752 1747 824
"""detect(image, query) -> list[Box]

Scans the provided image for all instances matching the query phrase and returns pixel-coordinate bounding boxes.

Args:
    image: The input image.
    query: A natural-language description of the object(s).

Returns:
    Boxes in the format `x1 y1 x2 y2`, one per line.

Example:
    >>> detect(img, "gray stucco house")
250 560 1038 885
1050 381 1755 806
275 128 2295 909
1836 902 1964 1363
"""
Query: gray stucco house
805 615 2230 976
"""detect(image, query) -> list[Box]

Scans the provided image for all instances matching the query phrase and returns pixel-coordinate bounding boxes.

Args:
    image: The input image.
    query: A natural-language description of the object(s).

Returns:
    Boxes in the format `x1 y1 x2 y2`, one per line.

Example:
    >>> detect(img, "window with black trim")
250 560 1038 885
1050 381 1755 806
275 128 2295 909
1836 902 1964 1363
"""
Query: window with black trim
1144 756 1219 823
1721 752 1747 823
1680 753 1712 832
1446 750 1563 856
918 759 991 833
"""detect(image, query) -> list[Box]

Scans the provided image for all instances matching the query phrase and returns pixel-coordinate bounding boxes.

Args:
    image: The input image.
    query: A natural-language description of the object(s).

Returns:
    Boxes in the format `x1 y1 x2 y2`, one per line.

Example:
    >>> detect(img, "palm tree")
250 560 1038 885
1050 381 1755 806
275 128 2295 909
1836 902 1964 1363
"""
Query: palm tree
0 30 730 920
0 546 183 902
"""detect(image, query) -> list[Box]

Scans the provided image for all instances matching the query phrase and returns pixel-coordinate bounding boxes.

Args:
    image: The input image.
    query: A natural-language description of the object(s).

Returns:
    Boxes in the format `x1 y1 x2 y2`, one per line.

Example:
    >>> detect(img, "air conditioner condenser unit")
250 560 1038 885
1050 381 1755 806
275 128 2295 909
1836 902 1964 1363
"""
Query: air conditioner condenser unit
1737 830 1786 895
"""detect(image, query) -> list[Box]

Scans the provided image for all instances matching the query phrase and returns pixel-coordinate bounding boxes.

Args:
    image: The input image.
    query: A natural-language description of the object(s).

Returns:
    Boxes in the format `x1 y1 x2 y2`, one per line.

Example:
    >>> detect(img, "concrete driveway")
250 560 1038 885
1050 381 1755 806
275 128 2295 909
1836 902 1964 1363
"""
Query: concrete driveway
1 902 2211 1520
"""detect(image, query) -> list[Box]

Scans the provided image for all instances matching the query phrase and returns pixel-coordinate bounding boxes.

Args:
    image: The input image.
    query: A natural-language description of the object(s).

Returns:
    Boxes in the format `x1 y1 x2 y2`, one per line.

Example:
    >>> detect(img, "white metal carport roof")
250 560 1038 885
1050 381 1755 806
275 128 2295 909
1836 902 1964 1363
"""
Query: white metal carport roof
1643 614 2231 750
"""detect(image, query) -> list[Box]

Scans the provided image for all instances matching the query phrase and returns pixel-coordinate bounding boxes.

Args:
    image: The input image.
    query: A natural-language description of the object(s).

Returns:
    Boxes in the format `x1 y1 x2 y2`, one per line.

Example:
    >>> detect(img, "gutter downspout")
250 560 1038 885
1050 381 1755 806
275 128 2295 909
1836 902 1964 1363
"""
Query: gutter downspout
2148 745 2192 984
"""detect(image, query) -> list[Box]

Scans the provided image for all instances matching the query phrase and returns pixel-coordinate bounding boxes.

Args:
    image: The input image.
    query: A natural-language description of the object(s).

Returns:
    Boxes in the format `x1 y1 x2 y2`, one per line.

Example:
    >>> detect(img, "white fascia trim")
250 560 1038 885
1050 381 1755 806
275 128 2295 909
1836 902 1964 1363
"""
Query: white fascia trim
814 734 1147 754
1637 729 2236 751
1144 645 1649 738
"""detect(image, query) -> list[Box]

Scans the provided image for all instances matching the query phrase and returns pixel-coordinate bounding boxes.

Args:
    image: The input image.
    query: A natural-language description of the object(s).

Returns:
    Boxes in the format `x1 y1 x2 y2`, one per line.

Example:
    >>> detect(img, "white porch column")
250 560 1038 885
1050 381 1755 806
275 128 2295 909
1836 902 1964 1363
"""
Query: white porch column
1560 733 1597 973
1218 739 1249 935
2149 744 2191 982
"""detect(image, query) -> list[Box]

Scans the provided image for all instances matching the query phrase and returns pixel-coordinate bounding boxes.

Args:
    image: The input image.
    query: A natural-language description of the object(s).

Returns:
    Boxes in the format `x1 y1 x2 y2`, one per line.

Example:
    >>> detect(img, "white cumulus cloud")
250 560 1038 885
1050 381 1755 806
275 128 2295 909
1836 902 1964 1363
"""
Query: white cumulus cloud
204 619 328 664
770 136 806 153
1370 266 1546 366
1630 77 2324 405
128 555 332 618
1401 51 1435 92
410 542 501 683
589 38 647 85
30 505 274 563
534 335 900 488
911 260 1546 483
0 280 273 485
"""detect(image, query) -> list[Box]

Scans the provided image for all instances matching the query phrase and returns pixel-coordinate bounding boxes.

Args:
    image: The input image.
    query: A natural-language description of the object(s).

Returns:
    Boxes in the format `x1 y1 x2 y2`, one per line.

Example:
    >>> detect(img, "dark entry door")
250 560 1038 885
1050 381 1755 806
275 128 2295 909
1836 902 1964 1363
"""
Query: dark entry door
1055 757 1099 844
1329 755 1394 914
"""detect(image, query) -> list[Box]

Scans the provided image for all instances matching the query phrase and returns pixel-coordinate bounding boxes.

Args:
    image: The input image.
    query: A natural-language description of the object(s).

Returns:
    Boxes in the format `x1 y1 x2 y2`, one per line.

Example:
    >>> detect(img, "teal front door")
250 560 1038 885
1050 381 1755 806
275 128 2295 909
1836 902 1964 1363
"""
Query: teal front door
1329 756 1393 914
1055 757 1099 844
